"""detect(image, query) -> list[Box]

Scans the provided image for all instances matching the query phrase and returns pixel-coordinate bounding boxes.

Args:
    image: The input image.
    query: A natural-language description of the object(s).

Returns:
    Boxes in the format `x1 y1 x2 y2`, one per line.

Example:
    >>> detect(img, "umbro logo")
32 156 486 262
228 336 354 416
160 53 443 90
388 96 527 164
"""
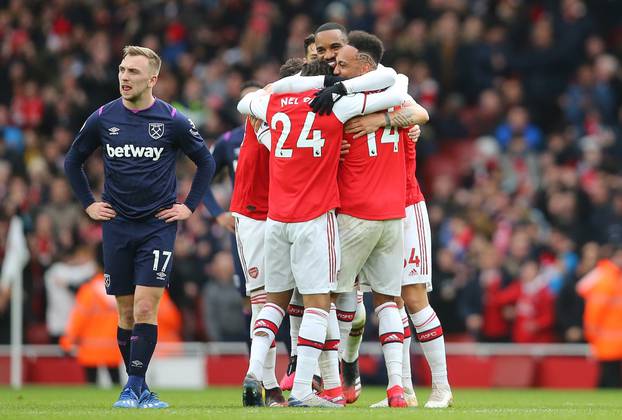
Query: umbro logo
156 271 167 280
108 127 120 135
131 360 143 368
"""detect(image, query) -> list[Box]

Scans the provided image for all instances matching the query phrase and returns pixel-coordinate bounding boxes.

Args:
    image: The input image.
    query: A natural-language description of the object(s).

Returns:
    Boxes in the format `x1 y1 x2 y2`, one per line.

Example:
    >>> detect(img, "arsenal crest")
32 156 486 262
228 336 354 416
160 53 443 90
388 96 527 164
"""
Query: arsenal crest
148 122 164 139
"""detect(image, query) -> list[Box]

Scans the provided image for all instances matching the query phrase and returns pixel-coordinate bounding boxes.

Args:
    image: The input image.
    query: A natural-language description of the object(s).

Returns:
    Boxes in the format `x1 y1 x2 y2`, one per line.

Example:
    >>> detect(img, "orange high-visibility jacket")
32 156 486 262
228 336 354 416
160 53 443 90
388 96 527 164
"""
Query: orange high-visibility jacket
60 273 122 367
577 259 622 361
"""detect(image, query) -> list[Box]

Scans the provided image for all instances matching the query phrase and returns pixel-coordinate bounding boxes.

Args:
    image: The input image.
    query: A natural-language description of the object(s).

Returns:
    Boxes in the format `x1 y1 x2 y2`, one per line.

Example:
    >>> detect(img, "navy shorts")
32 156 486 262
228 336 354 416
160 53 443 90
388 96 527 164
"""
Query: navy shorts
230 232 246 297
102 215 177 296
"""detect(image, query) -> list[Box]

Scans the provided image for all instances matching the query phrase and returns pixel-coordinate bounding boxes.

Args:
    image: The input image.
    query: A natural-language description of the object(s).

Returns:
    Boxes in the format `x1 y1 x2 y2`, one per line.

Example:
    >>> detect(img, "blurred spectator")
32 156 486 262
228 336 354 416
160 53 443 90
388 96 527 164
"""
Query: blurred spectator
202 251 245 341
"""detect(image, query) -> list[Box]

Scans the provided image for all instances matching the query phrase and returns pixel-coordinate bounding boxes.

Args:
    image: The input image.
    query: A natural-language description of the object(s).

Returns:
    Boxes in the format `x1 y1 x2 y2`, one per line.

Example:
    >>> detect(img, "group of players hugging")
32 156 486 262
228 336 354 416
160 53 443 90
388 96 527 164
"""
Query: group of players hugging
64 19 452 409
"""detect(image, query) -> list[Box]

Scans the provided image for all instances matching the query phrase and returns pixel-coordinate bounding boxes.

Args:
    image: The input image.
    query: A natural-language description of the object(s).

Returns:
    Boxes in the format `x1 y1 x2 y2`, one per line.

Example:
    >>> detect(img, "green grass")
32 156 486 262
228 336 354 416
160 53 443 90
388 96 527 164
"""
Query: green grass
0 386 621 419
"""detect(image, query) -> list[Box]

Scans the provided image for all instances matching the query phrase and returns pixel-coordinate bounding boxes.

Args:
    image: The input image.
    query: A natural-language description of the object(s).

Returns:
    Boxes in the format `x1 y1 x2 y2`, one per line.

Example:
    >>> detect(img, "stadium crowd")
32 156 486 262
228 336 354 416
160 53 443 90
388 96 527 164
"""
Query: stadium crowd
1 0 621 347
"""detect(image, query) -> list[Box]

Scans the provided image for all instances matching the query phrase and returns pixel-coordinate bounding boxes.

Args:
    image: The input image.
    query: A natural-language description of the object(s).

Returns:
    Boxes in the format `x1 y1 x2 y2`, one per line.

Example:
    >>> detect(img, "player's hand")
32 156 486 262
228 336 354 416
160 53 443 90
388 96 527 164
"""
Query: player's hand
408 124 421 143
156 203 192 223
216 212 235 233
249 116 263 132
340 139 351 162
85 202 117 221
310 82 347 115
344 112 385 139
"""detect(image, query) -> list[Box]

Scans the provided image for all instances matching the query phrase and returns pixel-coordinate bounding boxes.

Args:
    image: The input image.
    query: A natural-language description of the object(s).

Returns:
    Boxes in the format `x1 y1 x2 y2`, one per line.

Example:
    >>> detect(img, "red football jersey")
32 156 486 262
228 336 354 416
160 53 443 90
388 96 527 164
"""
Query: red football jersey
403 127 425 206
229 118 270 220
265 91 343 222
338 121 406 220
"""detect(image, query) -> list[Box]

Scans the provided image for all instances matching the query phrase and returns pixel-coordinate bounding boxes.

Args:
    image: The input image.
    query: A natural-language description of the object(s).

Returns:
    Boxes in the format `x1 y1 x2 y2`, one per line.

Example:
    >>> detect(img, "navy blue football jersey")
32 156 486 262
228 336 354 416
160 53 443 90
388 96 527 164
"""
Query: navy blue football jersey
66 98 212 219
202 125 244 217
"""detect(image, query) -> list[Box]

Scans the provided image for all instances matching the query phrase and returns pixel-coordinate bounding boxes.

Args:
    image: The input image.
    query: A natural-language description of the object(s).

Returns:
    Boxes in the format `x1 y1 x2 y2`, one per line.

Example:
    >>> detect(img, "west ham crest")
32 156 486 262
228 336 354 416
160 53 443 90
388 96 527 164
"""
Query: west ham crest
148 122 164 139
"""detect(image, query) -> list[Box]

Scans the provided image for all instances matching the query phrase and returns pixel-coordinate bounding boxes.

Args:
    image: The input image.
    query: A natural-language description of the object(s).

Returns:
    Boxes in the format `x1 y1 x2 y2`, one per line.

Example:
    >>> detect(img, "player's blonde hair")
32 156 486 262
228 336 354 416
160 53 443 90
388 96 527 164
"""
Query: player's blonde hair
122 45 162 75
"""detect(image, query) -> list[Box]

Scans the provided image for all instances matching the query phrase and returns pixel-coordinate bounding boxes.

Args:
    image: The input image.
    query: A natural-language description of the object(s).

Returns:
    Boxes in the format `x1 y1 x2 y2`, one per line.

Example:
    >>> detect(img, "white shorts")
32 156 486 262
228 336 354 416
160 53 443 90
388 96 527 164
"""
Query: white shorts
337 214 403 297
264 211 340 295
233 213 266 295
402 202 432 291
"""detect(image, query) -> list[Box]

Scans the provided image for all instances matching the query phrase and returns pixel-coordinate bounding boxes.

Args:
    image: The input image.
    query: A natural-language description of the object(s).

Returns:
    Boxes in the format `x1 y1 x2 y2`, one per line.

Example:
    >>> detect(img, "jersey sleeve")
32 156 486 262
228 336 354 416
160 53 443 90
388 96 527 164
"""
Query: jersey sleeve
173 111 206 155
256 121 271 151
271 75 325 93
237 89 270 121
63 110 102 209
342 64 397 94
202 138 228 217
332 74 410 123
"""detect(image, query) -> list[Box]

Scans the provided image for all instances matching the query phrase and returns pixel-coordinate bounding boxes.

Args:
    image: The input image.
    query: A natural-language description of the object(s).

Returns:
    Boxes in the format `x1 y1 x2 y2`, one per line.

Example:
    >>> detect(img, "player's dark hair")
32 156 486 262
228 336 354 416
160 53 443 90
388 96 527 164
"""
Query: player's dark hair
304 34 315 54
347 30 384 66
279 58 305 78
241 80 262 91
315 22 347 37
300 59 333 77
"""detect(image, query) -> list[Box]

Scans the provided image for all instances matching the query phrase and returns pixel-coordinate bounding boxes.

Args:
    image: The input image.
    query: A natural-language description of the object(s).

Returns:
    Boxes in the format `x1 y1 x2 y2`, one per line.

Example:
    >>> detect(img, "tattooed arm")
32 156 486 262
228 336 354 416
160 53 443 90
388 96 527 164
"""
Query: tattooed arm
344 96 429 139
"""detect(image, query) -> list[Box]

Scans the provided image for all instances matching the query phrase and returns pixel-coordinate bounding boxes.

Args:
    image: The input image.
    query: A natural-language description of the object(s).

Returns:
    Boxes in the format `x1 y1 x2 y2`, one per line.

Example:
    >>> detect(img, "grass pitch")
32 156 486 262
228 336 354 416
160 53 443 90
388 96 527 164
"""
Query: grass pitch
0 386 620 419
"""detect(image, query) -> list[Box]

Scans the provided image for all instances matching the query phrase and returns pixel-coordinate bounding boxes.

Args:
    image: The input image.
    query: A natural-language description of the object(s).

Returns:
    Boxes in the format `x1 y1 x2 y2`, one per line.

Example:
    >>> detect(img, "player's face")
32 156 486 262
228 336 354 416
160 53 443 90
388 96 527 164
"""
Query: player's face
118 55 158 103
305 43 318 62
333 45 364 79
314 29 347 67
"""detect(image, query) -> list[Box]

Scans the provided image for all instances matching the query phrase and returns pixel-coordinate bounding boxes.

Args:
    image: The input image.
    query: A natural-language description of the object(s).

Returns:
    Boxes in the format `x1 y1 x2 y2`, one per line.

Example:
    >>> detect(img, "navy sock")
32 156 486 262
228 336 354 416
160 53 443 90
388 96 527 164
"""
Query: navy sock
127 323 158 394
126 375 143 395
117 327 132 374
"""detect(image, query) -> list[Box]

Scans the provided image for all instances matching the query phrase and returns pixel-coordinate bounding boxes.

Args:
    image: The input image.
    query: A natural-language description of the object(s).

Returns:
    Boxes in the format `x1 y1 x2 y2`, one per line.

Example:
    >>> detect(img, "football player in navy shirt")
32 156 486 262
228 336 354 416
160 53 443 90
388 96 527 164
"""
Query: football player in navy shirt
64 46 215 409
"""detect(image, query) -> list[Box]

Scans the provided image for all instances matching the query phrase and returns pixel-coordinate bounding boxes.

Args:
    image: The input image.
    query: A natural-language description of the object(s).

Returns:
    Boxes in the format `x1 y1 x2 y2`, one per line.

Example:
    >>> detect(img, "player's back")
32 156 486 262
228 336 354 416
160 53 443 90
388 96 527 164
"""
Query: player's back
266 90 343 223
339 112 406 220
230 118 270 220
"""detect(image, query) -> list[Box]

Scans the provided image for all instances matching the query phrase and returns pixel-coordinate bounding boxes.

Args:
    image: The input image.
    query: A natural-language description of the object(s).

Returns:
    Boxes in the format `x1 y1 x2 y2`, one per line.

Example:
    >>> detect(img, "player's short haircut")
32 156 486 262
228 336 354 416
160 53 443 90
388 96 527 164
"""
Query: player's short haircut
279 58 305 78
300 59 333 77
122 45 162 75
241 80 263 91
347 30 384 66
304 34 315 54
315 22 347 37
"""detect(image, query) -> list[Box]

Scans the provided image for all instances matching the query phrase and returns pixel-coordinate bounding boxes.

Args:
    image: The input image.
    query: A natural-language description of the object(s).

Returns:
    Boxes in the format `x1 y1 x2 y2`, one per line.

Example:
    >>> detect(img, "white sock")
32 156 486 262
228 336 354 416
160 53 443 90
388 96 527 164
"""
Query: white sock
247 303 285 381
376 301 404 389
342 292 366 363
291 308 328 400
262 343 279 389
335 292 356 360
410 305 449 388
318 303 341 390
287 304 303 357
249 290 267 338
400 306 414 392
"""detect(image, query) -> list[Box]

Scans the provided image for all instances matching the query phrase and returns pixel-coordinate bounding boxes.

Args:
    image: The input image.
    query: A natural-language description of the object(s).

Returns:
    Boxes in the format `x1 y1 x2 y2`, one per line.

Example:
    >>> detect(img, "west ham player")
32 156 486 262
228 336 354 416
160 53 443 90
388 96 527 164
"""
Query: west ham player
64 46 215 409
238 59 408 407
346 97 453 410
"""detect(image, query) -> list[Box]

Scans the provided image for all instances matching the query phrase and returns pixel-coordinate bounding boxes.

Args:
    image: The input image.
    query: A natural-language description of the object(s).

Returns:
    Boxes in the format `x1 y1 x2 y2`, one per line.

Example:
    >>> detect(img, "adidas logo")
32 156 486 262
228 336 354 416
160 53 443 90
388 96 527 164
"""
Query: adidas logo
108 127 120 135
382 334 402 343
408 268 418 276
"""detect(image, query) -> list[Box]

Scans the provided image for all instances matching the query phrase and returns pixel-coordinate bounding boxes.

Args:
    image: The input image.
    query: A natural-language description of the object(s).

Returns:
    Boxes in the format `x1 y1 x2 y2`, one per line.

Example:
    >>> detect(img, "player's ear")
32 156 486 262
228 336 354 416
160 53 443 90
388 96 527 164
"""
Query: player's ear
148 74 158 88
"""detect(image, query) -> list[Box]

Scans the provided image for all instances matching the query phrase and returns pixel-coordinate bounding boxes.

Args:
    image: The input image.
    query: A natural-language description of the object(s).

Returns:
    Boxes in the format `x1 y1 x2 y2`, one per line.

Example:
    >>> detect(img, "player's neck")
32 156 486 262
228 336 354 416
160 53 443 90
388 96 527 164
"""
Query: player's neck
122 94 156 113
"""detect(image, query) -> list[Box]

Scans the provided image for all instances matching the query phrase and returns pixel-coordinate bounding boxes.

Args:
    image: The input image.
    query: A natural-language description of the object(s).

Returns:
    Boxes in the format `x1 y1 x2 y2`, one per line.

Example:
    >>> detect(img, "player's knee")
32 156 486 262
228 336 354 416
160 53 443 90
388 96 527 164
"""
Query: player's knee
133 299 157 323
403 284 429 312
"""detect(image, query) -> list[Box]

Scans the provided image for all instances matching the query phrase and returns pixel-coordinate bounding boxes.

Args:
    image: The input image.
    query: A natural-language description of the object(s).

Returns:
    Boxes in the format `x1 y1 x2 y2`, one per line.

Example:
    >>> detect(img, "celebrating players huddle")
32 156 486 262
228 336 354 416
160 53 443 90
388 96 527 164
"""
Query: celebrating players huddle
64 21 451 410
233 23 453 409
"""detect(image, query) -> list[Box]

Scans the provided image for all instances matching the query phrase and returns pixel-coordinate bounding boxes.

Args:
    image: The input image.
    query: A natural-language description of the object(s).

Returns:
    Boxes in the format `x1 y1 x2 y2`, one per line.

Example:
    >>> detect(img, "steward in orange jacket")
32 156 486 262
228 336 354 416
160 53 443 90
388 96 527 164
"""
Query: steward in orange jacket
577 247 622 387
60 273 121 367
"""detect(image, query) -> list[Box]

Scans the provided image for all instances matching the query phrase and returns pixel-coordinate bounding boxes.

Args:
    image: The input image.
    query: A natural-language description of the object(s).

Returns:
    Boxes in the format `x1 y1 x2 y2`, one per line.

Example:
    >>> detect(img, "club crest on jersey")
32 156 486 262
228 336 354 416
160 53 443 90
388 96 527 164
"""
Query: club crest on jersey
104 274 111 288
148 122 164 139
248 267 259 279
